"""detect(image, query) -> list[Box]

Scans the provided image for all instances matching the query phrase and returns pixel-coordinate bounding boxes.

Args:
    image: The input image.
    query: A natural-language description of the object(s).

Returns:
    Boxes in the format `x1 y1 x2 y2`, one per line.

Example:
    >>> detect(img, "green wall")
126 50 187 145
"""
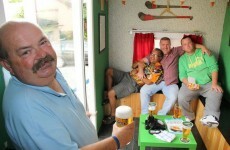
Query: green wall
219 6 230 103
219 6 230 143
93 2 109 130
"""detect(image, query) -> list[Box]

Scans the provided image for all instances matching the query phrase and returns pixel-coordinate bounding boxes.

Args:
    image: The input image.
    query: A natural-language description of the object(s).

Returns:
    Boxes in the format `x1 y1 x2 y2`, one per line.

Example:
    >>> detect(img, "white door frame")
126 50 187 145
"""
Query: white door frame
72 0 97 128
86 0 97 128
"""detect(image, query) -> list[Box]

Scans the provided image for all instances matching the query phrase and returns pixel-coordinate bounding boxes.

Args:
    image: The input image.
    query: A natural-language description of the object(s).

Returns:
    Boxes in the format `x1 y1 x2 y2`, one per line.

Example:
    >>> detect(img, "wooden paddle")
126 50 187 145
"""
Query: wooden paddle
138 12 193 21
145 1 192 9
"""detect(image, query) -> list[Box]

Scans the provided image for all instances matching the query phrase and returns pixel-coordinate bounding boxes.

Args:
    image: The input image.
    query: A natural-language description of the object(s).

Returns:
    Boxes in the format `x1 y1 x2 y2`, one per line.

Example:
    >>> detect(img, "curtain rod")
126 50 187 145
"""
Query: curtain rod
129 29 203 35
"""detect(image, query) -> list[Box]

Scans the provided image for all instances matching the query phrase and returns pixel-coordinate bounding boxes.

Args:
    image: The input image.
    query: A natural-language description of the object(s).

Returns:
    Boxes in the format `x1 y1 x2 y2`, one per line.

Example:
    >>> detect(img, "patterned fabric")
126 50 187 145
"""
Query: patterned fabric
130 62 163 86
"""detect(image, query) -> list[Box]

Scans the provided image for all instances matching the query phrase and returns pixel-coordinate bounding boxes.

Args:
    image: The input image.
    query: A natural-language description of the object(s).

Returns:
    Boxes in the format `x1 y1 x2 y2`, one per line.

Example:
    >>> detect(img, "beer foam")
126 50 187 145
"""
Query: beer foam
182 121 193 129
115 106 133 119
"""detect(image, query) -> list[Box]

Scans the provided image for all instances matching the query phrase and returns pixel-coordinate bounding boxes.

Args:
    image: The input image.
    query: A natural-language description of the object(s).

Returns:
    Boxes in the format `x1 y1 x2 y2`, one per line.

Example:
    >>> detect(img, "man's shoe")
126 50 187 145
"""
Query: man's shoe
185 116 195 124
103 116 115 125
200 115 219 128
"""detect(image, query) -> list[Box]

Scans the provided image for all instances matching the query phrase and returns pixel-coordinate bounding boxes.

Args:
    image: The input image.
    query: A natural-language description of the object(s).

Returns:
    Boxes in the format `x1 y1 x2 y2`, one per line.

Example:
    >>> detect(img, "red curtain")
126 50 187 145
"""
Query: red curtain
183 34 203 44
133 33 154 63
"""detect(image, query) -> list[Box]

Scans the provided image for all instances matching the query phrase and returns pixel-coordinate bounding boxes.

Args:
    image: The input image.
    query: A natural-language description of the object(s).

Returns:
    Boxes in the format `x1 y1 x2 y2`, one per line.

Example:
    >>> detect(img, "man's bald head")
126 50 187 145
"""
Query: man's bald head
0 21 42 60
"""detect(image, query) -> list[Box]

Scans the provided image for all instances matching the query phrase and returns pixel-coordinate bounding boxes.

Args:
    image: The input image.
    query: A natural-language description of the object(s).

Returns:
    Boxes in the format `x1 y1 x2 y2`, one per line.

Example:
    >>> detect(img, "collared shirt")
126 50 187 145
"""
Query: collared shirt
3 70 98 150
130 62 163 86
161 46 184 85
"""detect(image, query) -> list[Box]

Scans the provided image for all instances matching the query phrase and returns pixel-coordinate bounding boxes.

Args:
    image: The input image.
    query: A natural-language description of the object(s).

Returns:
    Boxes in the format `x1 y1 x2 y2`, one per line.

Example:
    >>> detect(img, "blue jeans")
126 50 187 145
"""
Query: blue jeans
140 81 179 115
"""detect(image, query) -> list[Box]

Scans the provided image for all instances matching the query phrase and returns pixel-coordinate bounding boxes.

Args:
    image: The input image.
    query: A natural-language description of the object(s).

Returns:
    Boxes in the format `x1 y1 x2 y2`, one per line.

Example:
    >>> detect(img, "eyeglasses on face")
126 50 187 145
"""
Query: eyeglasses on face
150 53 161 57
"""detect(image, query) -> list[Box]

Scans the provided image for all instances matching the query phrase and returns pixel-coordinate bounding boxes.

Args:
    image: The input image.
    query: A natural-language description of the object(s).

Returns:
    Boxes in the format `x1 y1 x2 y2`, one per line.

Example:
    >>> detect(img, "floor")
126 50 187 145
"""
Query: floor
98 118 207 150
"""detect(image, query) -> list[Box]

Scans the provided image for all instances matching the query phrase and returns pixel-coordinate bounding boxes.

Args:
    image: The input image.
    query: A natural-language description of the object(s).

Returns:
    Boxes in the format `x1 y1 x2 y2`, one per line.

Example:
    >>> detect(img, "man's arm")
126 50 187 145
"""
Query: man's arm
195 44 211 56
202 52 222 93
134 61 146 79
211 71 223 93
179 56 199 90
81 122 135 150
181 78 189 87
177 44 211 56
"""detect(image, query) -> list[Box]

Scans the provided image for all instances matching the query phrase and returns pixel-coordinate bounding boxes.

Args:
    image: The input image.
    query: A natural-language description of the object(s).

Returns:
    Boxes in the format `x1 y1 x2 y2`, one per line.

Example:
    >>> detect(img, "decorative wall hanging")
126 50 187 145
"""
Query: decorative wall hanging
99 13 106 53
180 0 185 6
210 0 215 7
122 0 126 5
145 1 191 9
100 0 105 11
138 0 193 21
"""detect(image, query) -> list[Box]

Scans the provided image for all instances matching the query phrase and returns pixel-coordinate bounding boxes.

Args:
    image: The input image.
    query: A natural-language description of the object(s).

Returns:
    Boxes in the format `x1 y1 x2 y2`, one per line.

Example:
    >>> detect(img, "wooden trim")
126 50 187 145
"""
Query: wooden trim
118 93 198 117
195 100 230 150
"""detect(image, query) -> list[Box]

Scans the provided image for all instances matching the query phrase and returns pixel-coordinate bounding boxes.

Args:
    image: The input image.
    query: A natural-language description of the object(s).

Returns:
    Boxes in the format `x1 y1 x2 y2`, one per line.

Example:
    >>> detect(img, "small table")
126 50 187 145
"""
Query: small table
138 114 197 150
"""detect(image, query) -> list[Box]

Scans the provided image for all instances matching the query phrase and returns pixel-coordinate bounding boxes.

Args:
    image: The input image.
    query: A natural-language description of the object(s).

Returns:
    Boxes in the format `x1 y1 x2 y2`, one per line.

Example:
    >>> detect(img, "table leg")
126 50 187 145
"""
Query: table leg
140 145 145 150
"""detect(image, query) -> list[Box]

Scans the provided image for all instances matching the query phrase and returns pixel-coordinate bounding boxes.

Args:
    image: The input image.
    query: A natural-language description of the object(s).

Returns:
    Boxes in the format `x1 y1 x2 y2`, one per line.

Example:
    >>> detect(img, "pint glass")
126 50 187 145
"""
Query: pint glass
180 121 193 143
173 103 182 119
115 106 133 127
148 102 157 116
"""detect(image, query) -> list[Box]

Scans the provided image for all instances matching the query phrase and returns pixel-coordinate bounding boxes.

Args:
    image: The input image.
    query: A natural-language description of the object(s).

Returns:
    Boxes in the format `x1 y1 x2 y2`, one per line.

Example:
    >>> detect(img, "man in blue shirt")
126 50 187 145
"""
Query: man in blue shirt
0 21 134 150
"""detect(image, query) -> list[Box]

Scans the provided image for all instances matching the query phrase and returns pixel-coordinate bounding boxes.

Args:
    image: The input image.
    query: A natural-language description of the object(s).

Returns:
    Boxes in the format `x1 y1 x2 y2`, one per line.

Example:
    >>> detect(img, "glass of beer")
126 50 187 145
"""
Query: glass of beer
115 105 133 127
180 121 193 143
173 103 182 119
148 102 157 116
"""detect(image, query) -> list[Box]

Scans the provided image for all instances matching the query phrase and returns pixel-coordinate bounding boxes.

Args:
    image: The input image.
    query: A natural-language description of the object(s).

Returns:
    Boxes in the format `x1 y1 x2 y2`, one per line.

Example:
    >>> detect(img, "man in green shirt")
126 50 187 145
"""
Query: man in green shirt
178 36 223 128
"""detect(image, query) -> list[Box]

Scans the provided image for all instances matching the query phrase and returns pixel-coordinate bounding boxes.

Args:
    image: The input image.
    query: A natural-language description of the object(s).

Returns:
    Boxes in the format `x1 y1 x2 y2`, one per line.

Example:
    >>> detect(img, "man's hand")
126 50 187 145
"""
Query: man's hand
112 122 135 148
212 84 223 93
137 70 145 79
86 111 97 118
200 45 211 56
135 62 146 79
195 44 211 56
187 83 200 91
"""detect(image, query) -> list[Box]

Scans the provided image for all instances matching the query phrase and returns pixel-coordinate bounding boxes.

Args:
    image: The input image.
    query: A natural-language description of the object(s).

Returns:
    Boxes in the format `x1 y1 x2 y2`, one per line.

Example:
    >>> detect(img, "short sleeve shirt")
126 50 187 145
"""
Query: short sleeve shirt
3 70 98 150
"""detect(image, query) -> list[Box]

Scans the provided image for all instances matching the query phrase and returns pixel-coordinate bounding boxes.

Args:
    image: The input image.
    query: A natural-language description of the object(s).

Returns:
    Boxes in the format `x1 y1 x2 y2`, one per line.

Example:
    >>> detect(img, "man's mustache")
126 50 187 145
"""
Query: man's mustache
32 55 55 73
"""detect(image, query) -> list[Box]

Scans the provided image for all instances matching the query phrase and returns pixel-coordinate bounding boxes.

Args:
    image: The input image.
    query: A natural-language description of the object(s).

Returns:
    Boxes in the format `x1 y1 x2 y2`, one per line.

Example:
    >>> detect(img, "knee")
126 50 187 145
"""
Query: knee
106 68 113 77
166 93 178 101
178 93 189 104
108 90 116 100
178 94 184 103
178 90 185 101
140 86 146 94
178 97 183 104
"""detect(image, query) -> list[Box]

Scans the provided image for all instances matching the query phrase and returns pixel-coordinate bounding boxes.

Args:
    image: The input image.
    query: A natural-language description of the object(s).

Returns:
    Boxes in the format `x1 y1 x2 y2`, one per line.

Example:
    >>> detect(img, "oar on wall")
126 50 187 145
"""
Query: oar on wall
138 12 193 21
145 1 192 9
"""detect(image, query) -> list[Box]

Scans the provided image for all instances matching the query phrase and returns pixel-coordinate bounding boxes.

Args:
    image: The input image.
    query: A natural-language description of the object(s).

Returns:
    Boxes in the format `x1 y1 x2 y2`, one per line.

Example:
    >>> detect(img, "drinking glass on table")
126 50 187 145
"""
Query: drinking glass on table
180 121 193 143
173 103 182 119
148 102 157 116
